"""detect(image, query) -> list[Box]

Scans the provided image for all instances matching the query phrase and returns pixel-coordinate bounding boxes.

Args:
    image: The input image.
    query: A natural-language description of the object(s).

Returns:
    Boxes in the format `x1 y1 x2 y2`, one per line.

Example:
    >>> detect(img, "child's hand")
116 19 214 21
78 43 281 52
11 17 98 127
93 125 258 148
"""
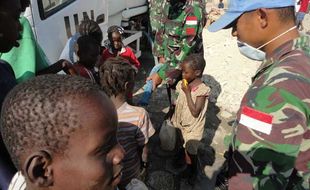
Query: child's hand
181 79 190 94
61 60 77 75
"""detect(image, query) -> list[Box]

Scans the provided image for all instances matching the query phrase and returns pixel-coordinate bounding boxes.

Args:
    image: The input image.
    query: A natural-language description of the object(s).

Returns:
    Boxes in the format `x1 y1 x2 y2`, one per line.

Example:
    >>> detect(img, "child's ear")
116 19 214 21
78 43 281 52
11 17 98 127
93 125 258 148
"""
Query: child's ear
124 81 134 91
23 150 54 187
195 70 202 77
75 43 80 57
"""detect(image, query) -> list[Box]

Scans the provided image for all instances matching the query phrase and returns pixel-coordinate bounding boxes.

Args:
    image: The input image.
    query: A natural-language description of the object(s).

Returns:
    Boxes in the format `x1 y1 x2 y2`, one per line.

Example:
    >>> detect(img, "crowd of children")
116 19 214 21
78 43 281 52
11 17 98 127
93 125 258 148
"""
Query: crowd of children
0 0 211 189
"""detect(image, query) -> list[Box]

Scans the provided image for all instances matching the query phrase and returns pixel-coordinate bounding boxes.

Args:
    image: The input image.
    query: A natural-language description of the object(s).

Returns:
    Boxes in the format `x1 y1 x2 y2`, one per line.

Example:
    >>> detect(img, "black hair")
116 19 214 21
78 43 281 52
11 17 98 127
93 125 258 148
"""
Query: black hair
183 53 206 76
0 74 102 168
107 25 124 41
20 0 30 11
76 35 100 68
275 6 295 24
79 19 103 45
99 57 136 97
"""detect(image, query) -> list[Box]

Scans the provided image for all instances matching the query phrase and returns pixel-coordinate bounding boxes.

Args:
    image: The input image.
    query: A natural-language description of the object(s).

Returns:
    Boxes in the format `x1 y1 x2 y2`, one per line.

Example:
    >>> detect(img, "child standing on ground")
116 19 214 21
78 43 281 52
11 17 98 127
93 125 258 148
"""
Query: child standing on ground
72 35 101 83
100 57 155 190
99 26 141 70
171 54 210 185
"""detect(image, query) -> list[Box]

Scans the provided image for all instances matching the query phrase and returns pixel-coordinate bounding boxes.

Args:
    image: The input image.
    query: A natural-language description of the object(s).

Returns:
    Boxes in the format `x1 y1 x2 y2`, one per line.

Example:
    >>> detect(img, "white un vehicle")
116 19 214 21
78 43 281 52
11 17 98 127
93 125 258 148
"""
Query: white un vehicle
25 0 149 63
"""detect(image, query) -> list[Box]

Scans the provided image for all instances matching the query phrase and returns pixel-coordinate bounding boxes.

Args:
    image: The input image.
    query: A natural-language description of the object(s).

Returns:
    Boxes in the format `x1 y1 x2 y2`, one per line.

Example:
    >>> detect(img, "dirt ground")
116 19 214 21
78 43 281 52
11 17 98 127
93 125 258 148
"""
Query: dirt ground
132 10 310 190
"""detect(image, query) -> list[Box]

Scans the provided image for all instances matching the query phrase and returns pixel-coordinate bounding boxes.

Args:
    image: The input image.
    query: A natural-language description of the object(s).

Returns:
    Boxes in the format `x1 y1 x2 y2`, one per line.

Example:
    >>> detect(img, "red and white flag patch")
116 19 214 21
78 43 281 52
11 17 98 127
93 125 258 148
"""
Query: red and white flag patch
239 106 273 135
185 16 198 25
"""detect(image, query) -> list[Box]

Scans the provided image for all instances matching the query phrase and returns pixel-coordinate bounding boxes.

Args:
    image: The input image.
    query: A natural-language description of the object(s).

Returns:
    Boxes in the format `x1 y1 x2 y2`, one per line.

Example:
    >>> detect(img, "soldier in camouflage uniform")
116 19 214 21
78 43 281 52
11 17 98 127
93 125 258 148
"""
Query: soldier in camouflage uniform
149 0 170 58
139 0 205 105
208 0 310 189
157 0 205 83
147 0 205 88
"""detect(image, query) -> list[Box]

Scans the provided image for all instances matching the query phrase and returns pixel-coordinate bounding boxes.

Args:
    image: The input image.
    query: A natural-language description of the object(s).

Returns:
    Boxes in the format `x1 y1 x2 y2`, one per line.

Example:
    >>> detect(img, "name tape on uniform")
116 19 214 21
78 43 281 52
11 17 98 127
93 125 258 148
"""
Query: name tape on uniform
239 106 273 135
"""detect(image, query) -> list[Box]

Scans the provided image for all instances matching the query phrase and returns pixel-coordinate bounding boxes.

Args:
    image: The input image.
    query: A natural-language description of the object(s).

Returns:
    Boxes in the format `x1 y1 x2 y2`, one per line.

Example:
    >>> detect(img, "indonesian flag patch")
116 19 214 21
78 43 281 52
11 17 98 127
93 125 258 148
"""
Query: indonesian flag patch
185 16 198 25
186 16 197 35
239 106 273 135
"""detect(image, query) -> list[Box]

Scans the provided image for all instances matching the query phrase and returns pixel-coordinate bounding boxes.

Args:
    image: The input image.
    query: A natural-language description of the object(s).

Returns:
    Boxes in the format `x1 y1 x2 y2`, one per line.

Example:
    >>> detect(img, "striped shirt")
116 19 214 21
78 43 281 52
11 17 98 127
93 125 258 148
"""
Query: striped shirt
117 102 155 187
8 172 26 190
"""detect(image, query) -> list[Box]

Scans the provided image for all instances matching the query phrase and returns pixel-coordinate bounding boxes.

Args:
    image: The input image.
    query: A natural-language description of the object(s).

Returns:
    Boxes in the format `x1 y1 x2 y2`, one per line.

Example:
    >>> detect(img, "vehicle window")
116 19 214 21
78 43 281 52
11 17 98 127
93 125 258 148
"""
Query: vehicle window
38 0 76 19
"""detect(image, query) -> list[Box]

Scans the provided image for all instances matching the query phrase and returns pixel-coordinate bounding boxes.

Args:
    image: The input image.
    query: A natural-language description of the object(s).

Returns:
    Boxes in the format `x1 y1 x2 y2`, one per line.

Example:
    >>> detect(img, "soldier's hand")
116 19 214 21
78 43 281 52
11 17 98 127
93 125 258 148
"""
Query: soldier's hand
146 73 162 90
159 56 165 63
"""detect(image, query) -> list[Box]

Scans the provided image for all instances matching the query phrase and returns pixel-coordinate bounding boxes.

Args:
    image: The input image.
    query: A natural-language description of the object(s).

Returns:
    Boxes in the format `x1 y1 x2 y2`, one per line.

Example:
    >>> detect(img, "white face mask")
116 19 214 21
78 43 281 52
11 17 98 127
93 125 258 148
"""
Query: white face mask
237 25 297 61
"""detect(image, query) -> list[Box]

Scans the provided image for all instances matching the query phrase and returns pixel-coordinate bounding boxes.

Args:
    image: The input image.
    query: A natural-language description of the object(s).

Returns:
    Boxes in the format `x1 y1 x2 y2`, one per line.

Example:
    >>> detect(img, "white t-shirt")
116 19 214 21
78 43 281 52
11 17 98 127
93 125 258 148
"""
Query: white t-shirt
8 172 26 190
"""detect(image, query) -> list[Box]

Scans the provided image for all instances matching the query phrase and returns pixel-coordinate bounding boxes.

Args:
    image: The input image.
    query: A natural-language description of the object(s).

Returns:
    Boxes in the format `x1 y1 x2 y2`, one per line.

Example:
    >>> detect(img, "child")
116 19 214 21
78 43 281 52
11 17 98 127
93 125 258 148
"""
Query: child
59 19 103 64
72 35 101 83
100 25 141 70
171 54 210 185
218 0 224 9
99 57 155 190
1 74 124 190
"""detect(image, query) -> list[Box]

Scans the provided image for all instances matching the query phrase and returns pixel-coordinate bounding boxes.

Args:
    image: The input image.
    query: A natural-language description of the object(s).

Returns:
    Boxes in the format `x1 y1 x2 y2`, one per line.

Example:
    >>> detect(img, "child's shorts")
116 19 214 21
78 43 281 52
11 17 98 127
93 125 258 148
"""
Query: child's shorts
296 12 306 22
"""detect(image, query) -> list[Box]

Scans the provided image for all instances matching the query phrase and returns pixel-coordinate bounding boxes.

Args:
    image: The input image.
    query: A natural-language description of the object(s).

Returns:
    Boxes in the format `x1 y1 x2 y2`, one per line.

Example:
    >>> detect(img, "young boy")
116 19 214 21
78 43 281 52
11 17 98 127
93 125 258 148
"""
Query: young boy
72 35 101 83
99 57 155 189
1 74 124 190
100 26 141 70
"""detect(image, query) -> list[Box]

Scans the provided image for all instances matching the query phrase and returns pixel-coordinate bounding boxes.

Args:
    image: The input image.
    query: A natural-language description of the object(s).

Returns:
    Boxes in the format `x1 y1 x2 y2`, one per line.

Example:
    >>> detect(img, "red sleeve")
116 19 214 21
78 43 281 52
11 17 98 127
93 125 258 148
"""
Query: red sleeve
299 0 309 12
101 49 113 64
126 47 141 69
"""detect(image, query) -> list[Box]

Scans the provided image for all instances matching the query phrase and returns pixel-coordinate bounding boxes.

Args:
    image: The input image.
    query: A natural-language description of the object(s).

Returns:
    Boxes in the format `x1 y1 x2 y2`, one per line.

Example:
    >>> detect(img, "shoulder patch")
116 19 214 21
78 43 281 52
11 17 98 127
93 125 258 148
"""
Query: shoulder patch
239 106 273 135
185 16 198 25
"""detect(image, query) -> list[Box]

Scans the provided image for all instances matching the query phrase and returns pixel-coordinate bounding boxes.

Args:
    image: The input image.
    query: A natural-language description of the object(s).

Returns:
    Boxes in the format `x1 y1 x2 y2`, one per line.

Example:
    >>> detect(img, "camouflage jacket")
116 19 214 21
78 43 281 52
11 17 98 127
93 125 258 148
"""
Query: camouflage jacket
149 0 169 33
229 35 310 190
150 0 170 57
157 0 205 80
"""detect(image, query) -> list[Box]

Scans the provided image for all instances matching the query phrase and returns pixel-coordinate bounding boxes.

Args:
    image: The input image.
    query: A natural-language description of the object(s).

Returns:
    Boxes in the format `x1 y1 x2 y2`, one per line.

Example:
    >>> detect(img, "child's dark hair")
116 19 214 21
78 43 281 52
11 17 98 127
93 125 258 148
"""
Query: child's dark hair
77 35 100 67
79 19 103 45
0 75 102 168
107 25 124 40
183 53 206 76
99 57 136 97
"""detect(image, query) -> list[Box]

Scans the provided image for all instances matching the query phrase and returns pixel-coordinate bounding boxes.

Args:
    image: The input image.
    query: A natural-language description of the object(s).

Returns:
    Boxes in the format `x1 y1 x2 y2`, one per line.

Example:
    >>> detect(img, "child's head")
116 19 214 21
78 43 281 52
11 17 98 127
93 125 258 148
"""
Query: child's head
79 19 103 45
107 25 124 51
76 35 101 69
1 75 124 190
181 54 206 82
99 57 136 98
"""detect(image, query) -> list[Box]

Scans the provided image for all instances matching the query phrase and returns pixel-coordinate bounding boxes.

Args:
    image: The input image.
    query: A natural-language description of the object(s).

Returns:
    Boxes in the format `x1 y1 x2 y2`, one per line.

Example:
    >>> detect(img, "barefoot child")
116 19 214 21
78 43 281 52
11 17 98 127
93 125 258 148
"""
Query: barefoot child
2 75 124 190
171 54 210 184
100 57 155 189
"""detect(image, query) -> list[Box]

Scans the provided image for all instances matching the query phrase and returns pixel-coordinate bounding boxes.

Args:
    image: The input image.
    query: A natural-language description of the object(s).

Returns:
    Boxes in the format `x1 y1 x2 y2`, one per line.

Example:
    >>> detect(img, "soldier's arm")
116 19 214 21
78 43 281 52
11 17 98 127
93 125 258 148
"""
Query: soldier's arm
230 76 310 189
175 9 203 62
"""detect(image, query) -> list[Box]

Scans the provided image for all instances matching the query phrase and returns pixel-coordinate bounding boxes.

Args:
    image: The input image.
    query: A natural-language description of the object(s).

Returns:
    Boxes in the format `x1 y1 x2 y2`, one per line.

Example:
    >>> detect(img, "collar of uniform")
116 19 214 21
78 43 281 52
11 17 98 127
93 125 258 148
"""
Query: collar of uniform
252 37 297 82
